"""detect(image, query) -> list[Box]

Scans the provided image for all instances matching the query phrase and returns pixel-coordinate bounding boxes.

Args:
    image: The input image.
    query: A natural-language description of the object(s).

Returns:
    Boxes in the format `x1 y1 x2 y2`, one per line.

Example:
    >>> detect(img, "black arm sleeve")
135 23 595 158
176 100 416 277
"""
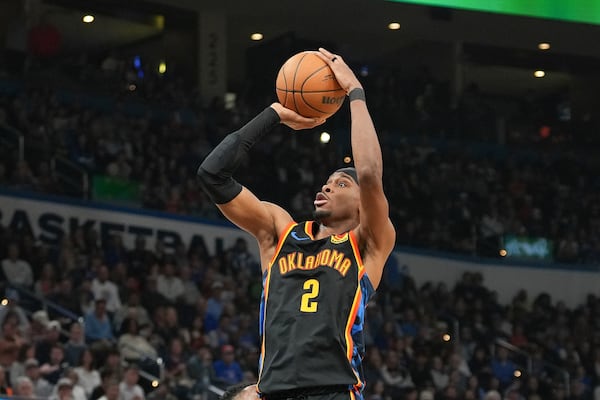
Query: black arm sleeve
197 107 280 204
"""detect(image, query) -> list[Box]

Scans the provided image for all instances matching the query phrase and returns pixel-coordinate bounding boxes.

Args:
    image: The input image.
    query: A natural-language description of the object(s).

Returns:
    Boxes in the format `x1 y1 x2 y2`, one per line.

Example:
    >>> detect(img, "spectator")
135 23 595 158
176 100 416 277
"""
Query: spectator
119 364 145 400
187 345 217 396
0 291 30 337
118 317 157 362
8 343 35 387
0 312 25 367
113 291 152 334
213 344 243 386
74 348 101 398
39 343 69 384
36 320 63 365
13 375 35 399
83 298 114 344
156 261 184 304
1 242 34 288
23 358 53 398
490 347 517 390
57 322 80 362
91 265 122 314
34 262 58 297
97 378 120 400
49 377 75 400
48 277 82 317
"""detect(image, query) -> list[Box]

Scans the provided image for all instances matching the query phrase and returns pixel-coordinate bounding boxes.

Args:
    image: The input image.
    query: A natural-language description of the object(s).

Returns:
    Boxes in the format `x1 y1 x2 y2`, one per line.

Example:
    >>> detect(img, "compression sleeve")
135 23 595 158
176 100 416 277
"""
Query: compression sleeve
197 107 280 204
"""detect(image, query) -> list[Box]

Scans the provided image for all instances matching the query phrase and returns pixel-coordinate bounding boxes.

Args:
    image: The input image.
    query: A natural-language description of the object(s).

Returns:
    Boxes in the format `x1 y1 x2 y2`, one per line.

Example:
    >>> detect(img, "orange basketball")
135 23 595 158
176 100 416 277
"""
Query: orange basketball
275 51 345 118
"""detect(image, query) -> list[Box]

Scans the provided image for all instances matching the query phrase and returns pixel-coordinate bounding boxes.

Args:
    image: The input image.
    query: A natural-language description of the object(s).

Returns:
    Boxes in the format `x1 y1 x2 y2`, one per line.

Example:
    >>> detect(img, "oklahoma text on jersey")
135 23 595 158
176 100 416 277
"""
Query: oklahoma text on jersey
277 248 352 277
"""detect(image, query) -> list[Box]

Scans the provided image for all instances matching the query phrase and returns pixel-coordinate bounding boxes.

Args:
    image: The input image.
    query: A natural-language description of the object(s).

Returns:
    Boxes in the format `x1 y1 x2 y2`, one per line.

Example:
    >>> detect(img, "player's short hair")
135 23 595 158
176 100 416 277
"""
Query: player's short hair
335 167 358 185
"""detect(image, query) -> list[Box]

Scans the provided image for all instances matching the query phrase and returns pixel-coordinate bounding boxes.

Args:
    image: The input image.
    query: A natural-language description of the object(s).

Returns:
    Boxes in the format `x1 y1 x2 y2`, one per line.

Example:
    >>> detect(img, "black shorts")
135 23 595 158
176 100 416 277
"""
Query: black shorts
261 385 358 400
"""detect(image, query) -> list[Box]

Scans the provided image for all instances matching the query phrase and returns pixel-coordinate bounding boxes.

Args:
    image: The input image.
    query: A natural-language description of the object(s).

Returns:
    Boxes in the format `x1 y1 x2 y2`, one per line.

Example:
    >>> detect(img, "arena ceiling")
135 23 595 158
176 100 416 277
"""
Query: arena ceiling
5 0 600 94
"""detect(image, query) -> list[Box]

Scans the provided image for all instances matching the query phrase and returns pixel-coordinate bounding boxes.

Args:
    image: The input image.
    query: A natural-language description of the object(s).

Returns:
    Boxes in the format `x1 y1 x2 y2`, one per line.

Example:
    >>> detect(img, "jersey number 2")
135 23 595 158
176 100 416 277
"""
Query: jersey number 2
300 279 319 313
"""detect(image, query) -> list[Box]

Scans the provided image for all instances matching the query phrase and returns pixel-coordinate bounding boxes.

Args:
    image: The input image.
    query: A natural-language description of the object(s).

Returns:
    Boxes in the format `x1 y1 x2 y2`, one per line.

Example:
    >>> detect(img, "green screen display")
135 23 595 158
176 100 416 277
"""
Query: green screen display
388 0 600 25
503 235 553 261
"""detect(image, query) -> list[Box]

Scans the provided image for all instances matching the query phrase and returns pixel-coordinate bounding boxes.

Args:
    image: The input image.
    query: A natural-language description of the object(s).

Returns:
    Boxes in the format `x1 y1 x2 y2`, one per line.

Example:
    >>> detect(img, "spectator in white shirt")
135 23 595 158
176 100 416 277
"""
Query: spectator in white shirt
91 265 122 314
119 364 145 400
1 242 33 288
156 261 184 304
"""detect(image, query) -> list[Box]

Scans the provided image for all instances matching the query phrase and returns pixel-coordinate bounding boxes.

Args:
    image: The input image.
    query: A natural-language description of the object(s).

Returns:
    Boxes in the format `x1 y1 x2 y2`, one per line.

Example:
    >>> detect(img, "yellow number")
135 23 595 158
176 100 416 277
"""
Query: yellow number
300 279 319 313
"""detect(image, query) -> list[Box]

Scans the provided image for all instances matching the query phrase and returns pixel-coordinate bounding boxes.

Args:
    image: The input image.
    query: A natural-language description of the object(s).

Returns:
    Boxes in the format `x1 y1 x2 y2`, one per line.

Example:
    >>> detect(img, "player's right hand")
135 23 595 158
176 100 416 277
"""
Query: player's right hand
271 103 326 130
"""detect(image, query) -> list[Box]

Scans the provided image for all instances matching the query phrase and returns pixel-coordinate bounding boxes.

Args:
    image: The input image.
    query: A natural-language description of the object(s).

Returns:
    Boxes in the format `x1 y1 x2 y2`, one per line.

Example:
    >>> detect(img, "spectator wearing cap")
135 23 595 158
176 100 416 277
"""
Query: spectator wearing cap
213 345 243 385
13 376 34 399
30 310 51 343
83 297 114 344
119 364 145 400
91 265 122 314
50 377 74 400
1 242 33 288
35 320 62 365
23 358 53 398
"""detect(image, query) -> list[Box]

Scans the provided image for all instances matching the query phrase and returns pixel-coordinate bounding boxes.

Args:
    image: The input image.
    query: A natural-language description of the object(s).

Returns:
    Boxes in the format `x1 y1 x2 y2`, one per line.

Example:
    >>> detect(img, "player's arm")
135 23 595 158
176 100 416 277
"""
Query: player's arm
197 104 325 261
317 48 396 288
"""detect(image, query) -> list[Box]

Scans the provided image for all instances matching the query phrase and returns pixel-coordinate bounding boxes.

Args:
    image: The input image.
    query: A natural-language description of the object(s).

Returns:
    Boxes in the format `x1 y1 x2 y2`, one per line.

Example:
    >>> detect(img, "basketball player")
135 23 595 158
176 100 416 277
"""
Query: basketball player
198 47 396 400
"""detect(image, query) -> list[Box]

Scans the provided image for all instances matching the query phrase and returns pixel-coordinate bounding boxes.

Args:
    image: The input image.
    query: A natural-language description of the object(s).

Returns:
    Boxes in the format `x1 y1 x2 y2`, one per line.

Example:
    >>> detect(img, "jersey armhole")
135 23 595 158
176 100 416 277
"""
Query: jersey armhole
267 221 296 268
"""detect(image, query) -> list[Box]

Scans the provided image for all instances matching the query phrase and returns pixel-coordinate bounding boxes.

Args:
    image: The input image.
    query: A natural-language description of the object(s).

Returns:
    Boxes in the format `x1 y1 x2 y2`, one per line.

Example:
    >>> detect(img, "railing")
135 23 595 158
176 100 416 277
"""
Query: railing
495 338 570 396
50 156 89 199
0 121 89 199
4 284 83 331
119 341 164 382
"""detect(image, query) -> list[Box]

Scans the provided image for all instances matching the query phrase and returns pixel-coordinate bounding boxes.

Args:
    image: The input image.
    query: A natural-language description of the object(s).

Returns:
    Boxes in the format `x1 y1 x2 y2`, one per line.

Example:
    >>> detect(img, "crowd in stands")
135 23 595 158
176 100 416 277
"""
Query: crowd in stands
1 219 600 400
1 55 600 265
0 48 600 399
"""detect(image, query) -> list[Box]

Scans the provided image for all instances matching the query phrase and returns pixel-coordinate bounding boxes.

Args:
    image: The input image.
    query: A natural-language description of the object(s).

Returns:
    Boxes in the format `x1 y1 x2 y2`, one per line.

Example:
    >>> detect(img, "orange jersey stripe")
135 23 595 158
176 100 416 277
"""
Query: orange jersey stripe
349 231 365 272
259 223 294 386
268 221 296 268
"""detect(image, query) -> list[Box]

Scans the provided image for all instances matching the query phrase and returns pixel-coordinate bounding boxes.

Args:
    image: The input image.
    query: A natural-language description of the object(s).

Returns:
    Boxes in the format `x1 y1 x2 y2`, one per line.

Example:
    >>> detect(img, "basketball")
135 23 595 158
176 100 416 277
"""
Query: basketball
275 51 345 119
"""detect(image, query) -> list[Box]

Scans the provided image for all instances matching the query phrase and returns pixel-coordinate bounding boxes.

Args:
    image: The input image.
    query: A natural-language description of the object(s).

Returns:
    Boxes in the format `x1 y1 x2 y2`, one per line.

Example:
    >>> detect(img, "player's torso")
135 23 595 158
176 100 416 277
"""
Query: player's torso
258 221 370 394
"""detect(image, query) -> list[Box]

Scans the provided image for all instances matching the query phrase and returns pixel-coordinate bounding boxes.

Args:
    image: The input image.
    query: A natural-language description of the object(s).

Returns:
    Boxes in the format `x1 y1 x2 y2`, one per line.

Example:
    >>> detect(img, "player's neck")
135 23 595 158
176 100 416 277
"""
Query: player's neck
314 219 356 239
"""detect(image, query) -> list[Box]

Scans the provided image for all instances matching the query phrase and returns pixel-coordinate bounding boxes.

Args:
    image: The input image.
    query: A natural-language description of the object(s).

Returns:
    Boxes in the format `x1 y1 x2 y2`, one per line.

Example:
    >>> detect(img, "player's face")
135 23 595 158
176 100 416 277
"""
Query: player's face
314 172 360 219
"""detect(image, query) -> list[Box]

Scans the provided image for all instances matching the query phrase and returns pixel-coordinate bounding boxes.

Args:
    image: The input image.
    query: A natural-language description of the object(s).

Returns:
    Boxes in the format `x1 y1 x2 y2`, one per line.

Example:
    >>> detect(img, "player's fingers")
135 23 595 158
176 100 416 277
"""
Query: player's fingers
315 51 331 65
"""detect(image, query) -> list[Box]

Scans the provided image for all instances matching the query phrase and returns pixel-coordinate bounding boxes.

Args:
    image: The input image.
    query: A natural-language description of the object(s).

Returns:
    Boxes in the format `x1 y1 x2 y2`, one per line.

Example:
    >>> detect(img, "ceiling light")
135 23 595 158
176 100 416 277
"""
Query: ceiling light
388 22 401 30
538 42 550 50
250 33 263 41
534 70 545 78
82 15 95 23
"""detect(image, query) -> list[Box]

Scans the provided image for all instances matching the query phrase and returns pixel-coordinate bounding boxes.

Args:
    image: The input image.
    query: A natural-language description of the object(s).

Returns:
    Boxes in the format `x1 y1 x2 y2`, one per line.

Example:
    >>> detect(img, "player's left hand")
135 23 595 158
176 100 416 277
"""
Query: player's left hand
271 102 326 130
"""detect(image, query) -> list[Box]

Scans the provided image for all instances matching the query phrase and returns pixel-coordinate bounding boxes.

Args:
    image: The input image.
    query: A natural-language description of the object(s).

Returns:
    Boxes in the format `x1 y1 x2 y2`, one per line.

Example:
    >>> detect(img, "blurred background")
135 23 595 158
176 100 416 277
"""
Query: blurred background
0 1 599 400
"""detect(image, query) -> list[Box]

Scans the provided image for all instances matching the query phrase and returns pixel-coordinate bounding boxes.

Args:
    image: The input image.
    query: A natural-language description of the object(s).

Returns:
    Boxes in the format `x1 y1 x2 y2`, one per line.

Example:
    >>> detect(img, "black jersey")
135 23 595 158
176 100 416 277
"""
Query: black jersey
257 221 375 398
